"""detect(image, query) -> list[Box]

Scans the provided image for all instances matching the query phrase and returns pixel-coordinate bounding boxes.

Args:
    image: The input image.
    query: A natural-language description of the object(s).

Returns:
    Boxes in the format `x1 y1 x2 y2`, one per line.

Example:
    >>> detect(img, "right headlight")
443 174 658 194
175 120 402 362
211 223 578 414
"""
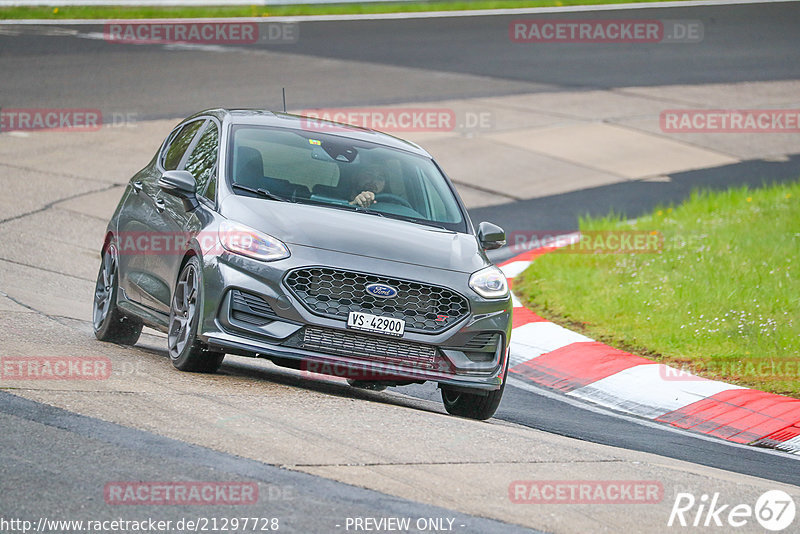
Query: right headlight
469 265 509 299
218 220 290 262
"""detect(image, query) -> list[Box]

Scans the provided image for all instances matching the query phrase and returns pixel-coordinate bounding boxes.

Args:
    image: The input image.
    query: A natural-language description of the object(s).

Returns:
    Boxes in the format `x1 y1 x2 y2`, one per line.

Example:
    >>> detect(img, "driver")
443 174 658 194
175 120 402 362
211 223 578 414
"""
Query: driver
348 165 388 208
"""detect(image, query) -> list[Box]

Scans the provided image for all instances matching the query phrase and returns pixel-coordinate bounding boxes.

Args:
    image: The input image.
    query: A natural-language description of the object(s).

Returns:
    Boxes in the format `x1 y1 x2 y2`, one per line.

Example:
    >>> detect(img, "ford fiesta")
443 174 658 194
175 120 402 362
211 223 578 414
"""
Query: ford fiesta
92 109 512 420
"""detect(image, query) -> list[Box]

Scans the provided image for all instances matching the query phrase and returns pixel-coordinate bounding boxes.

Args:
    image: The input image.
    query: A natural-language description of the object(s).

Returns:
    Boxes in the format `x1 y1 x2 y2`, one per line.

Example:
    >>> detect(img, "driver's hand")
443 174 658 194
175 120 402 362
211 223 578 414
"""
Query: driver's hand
350 191 377 208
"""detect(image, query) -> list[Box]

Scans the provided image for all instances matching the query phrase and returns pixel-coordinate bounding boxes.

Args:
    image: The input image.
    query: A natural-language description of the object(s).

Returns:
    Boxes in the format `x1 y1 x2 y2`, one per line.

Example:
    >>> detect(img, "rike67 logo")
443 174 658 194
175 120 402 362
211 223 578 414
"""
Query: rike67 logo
668 490 796 531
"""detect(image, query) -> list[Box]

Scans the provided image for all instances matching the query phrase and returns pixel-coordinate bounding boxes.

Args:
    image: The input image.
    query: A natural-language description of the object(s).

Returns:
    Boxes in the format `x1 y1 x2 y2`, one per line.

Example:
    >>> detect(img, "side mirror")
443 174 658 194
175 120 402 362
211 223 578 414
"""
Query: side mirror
158 170 199 212
477 221 506 250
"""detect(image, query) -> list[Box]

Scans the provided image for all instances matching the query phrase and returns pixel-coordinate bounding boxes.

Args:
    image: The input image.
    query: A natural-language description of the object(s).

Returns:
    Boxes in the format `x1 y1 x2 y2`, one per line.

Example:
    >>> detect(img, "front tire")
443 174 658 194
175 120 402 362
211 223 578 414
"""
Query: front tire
93 243 143 345
168 256 224 373
441 384 505 421
440 364 508 421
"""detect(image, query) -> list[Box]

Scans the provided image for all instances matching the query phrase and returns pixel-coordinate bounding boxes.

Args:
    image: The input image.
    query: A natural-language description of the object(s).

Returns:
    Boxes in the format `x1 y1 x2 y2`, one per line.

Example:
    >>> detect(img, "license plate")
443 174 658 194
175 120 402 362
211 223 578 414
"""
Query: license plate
347 311 405 337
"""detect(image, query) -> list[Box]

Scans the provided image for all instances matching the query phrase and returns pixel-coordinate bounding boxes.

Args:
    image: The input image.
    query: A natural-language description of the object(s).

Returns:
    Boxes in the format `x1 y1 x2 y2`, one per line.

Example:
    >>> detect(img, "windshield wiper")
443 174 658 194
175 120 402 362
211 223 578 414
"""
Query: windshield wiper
292 197 385 217
362 210 447 230
231 183 287 202
399 217 449 230
352 205 386 218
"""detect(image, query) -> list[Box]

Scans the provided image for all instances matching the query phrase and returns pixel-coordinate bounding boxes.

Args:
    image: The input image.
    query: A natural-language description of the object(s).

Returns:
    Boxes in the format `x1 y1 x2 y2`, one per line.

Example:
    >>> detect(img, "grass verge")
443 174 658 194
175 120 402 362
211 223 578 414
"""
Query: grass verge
2 0 691 20
514 181 800 397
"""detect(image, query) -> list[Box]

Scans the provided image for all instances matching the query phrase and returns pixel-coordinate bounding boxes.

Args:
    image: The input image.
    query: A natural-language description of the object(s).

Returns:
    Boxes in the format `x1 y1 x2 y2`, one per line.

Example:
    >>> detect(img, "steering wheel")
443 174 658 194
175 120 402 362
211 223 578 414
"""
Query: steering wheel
374 193 413 209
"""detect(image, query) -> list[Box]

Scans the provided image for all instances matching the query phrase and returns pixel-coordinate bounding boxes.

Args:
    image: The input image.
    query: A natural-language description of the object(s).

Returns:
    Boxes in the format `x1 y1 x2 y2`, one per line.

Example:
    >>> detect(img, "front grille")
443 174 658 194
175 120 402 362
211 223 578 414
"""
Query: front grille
301 326 438 369
284 267 469 333
230 290 276 326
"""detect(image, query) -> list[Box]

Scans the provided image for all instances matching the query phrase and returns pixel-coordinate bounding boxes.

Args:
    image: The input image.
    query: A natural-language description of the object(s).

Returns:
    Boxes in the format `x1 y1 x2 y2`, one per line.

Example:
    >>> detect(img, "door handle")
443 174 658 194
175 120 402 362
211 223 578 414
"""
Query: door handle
132 181 143 194
154 198 166 212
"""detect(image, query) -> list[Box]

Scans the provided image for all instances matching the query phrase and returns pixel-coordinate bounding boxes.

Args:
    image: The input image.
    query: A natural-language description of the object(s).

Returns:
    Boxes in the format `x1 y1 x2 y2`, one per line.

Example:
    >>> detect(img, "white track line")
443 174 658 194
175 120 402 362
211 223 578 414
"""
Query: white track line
1 0 797 24
567 364 745 419
510 323 592 367
775 435 800 454
499 261 532 279
508 376 800 460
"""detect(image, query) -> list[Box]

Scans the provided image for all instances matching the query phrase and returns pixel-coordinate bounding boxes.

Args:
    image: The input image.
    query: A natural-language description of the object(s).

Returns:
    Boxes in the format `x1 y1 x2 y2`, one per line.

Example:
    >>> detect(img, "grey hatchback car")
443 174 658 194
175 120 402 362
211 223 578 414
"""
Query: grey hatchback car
93 109 512 420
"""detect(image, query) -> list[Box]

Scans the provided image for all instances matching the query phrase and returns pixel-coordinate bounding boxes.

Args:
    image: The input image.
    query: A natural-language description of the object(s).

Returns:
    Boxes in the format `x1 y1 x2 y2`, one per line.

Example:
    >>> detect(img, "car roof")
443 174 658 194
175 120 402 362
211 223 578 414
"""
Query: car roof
187 108 431 158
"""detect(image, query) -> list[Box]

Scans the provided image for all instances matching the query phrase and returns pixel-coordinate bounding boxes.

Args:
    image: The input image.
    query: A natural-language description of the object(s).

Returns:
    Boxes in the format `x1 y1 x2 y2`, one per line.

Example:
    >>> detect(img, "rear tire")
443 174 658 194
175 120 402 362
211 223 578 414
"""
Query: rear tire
93 243 143 345
168 256 225 373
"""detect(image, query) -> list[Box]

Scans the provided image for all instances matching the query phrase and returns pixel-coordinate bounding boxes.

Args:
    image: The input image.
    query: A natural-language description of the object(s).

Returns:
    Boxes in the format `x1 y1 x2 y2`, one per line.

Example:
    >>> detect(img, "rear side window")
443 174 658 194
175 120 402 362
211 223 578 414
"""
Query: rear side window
162 120 204 170
185 122 219 202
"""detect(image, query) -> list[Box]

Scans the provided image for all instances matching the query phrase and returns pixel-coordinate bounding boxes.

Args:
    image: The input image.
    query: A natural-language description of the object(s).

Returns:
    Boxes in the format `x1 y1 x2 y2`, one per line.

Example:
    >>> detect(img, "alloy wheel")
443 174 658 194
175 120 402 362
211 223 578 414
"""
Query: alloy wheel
93 245 117 331
168 263 199 359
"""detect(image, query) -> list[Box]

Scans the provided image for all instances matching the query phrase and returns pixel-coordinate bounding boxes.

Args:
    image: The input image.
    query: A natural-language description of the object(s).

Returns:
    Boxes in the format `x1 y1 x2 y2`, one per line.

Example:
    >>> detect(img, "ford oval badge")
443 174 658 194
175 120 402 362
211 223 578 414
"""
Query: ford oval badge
365 283 398 299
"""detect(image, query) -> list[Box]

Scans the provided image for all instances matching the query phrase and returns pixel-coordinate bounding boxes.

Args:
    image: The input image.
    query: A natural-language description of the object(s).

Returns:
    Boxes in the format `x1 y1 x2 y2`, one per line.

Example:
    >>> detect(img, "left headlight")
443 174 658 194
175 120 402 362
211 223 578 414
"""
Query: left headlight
218 220 290 262
469 265 509 299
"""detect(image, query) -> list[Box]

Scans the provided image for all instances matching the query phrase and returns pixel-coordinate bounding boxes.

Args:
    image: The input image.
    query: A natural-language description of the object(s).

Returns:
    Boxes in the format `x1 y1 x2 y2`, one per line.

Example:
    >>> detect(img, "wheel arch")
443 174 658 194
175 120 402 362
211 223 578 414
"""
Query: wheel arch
101 231 114 255
174 237 206 285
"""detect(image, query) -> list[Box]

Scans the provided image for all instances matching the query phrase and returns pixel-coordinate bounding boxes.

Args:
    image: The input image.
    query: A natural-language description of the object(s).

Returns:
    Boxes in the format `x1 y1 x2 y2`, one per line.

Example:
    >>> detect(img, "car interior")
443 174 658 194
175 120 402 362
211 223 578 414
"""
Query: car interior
229 127 464 227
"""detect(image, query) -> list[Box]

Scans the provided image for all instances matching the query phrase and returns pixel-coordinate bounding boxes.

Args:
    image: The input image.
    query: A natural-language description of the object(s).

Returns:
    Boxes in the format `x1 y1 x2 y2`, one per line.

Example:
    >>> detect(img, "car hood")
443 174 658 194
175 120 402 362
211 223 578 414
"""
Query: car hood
219 196 487 273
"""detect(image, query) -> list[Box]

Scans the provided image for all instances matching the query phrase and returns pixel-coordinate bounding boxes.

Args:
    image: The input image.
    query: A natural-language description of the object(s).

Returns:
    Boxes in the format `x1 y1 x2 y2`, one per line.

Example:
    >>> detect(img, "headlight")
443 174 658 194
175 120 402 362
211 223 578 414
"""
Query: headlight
218 220 290 262
469 265 509 299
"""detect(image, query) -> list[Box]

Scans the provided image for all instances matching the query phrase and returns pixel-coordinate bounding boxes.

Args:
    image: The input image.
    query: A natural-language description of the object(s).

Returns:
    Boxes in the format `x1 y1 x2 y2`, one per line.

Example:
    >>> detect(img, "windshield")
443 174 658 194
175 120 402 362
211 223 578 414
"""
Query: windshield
227 125 467 232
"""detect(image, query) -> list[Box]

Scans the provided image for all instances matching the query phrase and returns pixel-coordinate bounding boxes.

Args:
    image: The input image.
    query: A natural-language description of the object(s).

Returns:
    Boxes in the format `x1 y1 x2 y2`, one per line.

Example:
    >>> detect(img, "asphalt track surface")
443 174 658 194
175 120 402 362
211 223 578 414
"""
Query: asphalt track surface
2 1 800 530
2 3 799 118
0 391 533 533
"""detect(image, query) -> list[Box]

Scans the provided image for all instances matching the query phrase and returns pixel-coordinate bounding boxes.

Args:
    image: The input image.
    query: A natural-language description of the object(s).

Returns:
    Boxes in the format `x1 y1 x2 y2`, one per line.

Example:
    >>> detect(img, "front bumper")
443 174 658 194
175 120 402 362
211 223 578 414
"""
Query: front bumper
198 244 512 391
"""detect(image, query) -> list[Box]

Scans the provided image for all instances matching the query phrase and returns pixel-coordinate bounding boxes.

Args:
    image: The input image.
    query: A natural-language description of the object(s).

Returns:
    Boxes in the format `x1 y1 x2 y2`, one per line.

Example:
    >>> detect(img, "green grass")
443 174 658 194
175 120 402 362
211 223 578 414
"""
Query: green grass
514 181 800 397
1 0 691 20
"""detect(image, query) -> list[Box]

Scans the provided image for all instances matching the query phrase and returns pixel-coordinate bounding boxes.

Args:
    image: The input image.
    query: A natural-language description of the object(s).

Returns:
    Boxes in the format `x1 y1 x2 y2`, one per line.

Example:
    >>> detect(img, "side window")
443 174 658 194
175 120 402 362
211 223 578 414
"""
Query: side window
184 122 219 202
162 120 204 171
